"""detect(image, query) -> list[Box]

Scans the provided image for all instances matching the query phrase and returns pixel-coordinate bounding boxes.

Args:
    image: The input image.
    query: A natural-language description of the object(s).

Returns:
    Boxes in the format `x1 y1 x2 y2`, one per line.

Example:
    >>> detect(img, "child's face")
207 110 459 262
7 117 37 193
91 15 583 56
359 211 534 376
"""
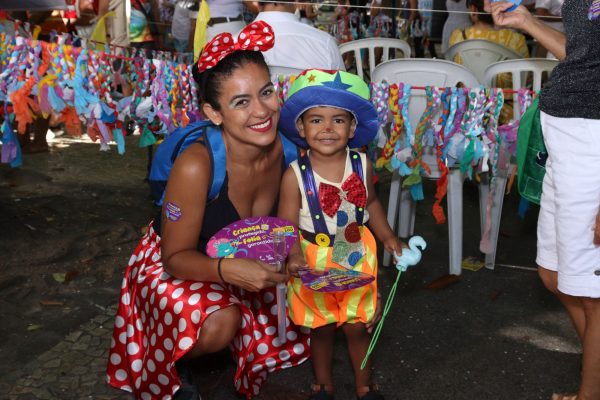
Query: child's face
296 106 356 156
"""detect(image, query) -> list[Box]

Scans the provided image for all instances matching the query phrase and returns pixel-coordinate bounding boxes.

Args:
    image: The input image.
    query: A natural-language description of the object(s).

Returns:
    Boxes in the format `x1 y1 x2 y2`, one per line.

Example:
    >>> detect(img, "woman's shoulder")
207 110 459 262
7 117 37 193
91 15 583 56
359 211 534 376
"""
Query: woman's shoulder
171 142 212 177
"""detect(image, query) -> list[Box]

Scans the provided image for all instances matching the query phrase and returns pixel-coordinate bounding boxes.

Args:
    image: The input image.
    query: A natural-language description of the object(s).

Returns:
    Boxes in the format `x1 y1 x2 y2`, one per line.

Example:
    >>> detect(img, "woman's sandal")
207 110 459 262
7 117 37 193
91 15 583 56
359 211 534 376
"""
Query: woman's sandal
309 383 334 400
356 384 384 400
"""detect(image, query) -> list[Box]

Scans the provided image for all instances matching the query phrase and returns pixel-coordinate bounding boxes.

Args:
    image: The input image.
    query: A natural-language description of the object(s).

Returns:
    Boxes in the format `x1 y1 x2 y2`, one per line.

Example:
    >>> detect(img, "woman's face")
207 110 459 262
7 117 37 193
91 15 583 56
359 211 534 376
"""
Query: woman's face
205 63 280 148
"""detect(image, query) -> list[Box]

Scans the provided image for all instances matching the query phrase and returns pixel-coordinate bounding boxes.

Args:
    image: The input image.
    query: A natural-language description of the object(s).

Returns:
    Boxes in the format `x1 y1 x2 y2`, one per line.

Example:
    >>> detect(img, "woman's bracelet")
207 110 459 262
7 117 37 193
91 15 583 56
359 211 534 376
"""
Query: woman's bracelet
217 258 226 284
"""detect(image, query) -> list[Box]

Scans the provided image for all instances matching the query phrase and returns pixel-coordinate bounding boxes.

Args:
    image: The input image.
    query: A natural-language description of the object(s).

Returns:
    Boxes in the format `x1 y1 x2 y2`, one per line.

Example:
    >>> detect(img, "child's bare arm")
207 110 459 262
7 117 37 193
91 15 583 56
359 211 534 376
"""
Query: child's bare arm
278 168 307 276
364 161 406 255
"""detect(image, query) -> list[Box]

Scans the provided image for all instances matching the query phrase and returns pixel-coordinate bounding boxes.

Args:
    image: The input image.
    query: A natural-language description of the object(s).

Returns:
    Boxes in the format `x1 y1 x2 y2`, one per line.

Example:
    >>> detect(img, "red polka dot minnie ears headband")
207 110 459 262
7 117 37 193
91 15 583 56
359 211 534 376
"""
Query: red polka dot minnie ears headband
196 21 275 73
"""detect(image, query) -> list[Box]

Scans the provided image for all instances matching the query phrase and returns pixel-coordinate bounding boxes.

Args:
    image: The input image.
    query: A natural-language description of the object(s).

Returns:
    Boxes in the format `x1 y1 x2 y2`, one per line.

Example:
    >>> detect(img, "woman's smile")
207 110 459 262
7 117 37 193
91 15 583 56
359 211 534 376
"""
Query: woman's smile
248 117 273 133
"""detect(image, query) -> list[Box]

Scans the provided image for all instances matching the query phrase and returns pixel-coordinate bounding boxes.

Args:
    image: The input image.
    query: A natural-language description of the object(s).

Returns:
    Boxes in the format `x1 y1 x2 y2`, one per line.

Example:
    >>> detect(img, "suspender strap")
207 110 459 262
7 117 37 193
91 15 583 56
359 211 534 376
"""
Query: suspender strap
298 153 329 235
349 151 364 225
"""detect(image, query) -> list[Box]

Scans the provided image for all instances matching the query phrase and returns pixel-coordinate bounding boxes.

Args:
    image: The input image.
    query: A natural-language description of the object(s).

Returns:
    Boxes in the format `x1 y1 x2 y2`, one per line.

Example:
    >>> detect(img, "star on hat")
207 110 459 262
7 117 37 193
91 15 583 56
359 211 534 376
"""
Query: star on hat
321 72 352 90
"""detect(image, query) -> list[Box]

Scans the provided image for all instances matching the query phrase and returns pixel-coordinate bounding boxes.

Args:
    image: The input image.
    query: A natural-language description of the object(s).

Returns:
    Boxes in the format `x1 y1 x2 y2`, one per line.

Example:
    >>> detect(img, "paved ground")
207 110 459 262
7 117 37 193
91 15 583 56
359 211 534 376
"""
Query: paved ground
0 135 582 400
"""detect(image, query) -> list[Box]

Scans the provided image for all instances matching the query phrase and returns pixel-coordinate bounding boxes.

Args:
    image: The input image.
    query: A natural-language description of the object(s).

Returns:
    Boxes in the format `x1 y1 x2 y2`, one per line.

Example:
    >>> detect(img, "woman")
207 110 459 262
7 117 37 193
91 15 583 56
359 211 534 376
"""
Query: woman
449 0 529 60
441 0 470 54
106 22 310 400
487 1 600 399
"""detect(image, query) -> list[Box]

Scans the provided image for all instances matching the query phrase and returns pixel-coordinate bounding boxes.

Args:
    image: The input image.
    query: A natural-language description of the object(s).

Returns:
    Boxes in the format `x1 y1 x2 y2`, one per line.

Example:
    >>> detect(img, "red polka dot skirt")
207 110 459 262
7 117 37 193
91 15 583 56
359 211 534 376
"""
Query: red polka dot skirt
106 224 310 399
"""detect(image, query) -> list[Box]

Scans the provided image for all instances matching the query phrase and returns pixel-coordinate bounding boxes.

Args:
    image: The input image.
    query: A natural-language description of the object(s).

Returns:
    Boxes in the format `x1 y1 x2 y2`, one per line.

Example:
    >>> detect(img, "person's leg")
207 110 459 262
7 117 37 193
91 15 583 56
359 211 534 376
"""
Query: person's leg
578 297 600 400
181 305 241 359
538 267 586 341
310 323 337 393
342 322 375 398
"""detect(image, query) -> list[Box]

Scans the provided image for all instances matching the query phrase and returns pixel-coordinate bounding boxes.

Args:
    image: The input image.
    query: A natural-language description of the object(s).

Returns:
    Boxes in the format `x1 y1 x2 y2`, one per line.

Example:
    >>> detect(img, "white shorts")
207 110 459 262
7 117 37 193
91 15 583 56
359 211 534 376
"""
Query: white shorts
536 112 600 298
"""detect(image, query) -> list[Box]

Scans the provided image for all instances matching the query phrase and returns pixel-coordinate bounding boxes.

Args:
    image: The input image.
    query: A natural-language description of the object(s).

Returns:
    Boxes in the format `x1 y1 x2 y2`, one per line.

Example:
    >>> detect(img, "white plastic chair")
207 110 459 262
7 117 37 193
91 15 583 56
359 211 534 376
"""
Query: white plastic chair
445 39 523 83
372 59 481 275
339 38 411 81
269 65 305 78
477 58 558 270
484 58 558 119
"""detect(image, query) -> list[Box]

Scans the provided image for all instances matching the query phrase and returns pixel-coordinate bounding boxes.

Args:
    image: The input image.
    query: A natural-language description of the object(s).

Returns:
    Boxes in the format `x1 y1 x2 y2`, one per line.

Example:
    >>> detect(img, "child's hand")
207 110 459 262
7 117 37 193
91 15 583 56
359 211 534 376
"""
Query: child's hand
383 236 406 257
286 254 308 277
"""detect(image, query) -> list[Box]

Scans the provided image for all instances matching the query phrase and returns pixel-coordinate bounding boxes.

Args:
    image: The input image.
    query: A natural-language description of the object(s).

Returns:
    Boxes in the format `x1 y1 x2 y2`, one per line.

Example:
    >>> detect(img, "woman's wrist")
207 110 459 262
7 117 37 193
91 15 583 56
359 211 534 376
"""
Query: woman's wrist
217 258 227 284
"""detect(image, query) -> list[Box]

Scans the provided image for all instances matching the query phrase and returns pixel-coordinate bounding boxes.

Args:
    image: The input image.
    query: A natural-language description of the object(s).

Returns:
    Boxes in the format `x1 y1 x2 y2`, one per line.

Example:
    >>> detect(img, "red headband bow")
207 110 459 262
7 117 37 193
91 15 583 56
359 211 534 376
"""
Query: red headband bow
197 21 275 72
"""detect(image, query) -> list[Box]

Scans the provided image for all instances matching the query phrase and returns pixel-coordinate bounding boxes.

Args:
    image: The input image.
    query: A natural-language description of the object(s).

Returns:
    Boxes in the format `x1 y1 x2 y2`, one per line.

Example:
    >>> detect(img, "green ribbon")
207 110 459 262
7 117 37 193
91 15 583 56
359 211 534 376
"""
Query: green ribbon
139 124 157 147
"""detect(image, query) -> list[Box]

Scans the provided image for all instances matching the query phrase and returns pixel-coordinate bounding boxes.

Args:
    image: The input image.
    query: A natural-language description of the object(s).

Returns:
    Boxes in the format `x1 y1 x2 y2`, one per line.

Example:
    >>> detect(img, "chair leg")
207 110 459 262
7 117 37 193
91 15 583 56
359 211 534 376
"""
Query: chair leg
397 183 416 238
484 175 508 270
478 172 490 238
447 169 465 276
383 170 401 267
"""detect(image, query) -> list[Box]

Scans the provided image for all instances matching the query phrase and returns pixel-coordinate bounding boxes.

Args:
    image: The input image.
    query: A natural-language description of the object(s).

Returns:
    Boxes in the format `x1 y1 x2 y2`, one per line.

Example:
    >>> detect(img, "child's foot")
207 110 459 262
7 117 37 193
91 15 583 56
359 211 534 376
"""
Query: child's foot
356 384 384 400
309 383 334 400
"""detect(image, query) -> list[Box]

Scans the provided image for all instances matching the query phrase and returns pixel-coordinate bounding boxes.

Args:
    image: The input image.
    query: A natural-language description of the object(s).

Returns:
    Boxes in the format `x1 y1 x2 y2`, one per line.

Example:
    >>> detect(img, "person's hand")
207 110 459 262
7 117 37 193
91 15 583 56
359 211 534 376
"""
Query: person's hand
485 0 532 30
222 258 289 292
382 236 406 257
286 254 308 278
594 208 600 245
365 291 382 333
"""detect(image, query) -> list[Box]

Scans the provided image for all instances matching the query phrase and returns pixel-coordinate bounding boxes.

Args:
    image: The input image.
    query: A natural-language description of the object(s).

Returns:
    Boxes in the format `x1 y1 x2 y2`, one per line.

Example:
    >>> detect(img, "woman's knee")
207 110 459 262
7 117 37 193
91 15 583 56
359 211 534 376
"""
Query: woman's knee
198 305 241 351
538 266 559 294
581 297 600 317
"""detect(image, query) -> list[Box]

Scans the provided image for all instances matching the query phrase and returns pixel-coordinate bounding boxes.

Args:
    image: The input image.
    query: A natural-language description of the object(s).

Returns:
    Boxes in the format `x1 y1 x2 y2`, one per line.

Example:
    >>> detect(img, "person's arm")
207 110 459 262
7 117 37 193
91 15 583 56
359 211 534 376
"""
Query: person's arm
278 168 307 276
486 0 566 60
243 1 260 14
363 160 405 255
97 0 110 17
161 144 288 291
409 0 418 22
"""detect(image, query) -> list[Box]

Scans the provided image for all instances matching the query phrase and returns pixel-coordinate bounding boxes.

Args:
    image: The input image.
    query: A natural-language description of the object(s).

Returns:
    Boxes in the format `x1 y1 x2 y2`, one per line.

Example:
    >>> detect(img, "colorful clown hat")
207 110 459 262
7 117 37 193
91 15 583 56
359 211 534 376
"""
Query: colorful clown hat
279 70 378 149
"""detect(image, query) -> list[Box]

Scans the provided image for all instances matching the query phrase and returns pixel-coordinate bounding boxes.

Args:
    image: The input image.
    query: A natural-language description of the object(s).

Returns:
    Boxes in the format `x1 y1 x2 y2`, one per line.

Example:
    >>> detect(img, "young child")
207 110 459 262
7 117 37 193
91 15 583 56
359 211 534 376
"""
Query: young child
278 69 405 400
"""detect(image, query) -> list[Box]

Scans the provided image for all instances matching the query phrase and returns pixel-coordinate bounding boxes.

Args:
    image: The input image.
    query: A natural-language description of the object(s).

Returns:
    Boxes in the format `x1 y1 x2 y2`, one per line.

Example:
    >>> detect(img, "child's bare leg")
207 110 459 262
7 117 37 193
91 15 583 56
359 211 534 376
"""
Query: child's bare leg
310 323 337 391
342 322 373 397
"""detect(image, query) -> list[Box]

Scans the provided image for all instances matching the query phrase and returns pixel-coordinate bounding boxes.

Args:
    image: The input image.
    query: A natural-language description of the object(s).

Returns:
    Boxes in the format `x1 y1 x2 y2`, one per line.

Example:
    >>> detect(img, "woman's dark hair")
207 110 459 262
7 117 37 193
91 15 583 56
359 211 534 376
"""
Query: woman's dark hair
466 0 495 25
191 50 270 111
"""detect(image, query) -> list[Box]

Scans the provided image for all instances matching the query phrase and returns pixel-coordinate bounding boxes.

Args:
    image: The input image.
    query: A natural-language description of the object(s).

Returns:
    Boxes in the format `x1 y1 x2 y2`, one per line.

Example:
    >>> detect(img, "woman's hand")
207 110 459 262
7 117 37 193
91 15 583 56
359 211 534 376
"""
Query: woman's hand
485 0 532 30
286 254 308 278
365 292 382 334
222 258 289 292
594 209 600 245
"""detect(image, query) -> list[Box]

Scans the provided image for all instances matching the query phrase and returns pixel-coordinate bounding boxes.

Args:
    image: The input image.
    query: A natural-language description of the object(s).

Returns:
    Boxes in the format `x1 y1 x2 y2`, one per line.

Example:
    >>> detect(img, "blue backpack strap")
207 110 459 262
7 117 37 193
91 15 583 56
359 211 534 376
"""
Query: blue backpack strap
279 132 299 166
349 150 364 225
298 153 329 235
203 125 226 201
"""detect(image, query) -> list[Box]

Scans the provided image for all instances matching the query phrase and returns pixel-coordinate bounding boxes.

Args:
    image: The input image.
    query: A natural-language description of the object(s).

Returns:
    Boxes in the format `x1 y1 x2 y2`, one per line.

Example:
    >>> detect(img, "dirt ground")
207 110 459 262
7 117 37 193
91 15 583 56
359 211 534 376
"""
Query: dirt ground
0 131 583 400
0 133 156 380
